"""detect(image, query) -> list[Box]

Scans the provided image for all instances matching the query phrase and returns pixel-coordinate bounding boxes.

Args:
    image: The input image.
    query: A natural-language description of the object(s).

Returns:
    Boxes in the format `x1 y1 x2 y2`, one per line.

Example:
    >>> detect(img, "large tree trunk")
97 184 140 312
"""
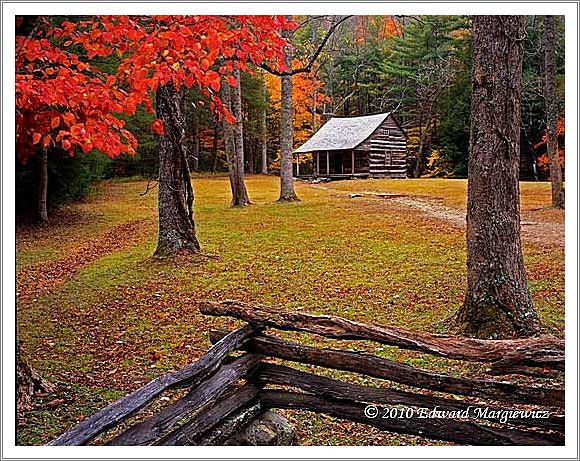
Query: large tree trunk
278 17 299 202
222 75 251 207
543 15 564 209
260 70 269 174
37 148 48 223
154 83 201 257
454 16 539 338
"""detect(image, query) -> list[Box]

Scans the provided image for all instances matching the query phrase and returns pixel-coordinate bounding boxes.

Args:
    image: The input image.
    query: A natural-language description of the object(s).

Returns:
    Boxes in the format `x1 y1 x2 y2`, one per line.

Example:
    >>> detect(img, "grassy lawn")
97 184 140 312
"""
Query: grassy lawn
324 177 565 224
16 175 564 445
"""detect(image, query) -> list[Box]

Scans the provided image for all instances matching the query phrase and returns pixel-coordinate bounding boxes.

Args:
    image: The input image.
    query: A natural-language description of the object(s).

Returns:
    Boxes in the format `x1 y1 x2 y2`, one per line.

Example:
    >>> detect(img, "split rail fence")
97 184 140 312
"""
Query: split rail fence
49 300 565 446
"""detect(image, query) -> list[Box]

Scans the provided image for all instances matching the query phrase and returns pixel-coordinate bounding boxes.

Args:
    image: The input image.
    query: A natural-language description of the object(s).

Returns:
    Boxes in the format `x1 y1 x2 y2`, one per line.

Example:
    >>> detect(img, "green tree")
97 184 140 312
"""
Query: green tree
380 16 471 177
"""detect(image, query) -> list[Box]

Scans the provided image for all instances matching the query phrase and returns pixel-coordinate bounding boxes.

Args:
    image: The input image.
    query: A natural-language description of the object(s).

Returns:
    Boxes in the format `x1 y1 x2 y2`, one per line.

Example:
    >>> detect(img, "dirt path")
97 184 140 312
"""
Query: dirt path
311 183 564 247
382 194 563 247
17 219 152 303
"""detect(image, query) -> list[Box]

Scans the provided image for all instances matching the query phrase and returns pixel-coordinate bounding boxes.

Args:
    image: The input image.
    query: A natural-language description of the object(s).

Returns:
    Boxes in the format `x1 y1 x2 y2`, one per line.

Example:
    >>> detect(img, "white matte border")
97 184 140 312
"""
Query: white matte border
2 2 578 460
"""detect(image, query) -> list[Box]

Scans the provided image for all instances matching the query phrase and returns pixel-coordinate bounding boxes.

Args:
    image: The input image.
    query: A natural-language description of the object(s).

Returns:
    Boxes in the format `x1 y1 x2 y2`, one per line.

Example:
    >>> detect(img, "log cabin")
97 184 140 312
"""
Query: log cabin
293 112 408 179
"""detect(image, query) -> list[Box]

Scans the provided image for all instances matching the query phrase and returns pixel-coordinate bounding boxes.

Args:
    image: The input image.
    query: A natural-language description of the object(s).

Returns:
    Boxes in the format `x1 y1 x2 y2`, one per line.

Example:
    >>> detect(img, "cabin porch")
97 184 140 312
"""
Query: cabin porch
293 150 370 179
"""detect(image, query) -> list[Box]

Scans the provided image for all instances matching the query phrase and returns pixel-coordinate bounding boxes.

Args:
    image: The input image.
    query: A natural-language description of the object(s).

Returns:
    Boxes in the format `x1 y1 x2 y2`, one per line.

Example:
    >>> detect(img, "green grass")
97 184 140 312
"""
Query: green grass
16 175 564 445
324 177 560 210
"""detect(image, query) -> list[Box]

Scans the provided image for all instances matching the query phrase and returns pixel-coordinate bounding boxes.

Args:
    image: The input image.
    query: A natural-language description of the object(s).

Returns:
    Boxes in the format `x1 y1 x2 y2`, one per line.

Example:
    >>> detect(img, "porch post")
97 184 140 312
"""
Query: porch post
352 150 355 174
326 151 330 175
316 152 320 176
296 154 300 177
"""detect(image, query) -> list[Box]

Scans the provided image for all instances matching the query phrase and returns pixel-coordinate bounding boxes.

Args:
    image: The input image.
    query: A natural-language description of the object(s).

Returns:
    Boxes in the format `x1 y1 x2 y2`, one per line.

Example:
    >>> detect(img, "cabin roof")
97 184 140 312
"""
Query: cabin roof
294 112 396 153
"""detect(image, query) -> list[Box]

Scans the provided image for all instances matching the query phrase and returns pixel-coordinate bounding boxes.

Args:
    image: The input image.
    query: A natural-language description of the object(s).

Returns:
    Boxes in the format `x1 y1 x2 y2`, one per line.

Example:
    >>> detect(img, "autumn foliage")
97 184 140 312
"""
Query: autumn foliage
353 16 402 44
266 59 327 147
16 15 296 163
16 19 137 162
534 117 565 174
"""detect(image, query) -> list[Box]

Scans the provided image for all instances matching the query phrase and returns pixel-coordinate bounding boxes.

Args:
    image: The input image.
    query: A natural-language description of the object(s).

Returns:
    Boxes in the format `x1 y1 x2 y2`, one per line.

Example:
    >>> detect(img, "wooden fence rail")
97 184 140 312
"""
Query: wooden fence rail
48 324 259 446
200 300 565 372
209 328 564 406
259 391 563 446
48 300 565 446
253 363 564 432
108 354 261 446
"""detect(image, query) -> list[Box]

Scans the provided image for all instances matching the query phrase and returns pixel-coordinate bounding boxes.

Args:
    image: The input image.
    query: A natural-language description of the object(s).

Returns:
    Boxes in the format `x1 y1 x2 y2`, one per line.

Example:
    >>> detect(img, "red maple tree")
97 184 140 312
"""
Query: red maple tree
534 117 565 174
16 15 296 162
534 117 566 172
16 18 137 162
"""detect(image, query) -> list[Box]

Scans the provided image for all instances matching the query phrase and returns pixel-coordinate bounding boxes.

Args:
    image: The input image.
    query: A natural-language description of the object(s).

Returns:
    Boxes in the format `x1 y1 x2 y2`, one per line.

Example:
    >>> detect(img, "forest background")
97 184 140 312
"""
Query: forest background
14 15 565 220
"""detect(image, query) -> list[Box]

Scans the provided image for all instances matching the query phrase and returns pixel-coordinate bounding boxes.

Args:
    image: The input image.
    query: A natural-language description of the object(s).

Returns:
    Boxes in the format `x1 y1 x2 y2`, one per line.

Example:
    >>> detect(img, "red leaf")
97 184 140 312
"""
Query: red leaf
151 119 164 136
51 116 60 129
80 139 93 153
208 78 219 92
63 112 76 126
226 75 237 87
70 124 84 138
224 111 236 124
32 132 42 145
206 70 220 92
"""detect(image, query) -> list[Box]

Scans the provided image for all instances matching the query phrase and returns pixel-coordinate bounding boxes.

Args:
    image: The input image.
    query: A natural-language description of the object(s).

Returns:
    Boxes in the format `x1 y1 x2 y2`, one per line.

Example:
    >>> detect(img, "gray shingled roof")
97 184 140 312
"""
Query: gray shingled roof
294 112 391 153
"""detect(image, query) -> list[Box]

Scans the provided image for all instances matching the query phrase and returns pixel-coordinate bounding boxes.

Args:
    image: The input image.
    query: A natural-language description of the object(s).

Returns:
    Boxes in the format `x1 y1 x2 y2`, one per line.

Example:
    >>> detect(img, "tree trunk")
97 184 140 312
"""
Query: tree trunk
246 141 255 175
454 16 540 338
17 340 55 424
222 81 237 195
191 109 200 172
414 121 426 178
311 25 318 132
260 70 269 174
414 97 438 178
312 76 318 133
222 75 251 207
154 82 201 257
212 115 219 174
543 15 564 209
278 17 299 202
232 69 250 203
37 148 48 223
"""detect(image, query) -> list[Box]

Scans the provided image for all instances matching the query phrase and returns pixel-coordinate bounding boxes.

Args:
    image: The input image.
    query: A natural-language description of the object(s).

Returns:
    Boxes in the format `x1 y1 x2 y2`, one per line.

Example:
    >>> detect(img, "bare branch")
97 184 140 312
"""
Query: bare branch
140 177 159 196
260 15 353 77
294 15 327 30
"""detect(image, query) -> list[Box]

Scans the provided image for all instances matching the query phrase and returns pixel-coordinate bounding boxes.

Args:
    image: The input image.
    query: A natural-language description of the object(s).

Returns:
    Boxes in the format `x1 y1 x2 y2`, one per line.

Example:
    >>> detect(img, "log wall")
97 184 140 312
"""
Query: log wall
356 114 407 178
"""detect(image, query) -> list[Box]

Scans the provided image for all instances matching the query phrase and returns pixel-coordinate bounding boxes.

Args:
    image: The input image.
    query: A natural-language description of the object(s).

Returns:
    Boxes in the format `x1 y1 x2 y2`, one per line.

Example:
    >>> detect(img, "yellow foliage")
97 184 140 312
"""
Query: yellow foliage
265 61 328 148
425 149 453 178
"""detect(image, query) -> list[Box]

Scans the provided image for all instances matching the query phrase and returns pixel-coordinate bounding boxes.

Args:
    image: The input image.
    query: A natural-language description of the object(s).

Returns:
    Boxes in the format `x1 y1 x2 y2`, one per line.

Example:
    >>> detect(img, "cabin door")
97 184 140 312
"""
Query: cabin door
330 152 343 174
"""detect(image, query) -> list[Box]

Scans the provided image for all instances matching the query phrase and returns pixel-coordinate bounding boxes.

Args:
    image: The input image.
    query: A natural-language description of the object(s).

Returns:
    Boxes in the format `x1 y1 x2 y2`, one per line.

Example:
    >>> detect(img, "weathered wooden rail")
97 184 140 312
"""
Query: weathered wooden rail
48 300 565 446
